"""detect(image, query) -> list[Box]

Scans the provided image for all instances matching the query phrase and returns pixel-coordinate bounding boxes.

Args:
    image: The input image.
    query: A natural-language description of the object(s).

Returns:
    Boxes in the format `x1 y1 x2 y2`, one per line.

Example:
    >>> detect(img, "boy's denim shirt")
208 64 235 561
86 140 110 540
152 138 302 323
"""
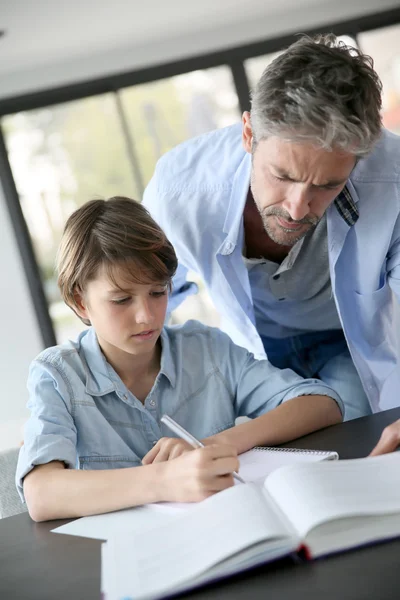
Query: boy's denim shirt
16 320 343 500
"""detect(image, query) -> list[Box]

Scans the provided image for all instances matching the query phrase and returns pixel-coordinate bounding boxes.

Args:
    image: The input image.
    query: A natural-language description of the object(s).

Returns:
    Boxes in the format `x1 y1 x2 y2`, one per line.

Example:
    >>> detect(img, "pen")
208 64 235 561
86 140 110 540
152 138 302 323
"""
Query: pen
161 414 245 484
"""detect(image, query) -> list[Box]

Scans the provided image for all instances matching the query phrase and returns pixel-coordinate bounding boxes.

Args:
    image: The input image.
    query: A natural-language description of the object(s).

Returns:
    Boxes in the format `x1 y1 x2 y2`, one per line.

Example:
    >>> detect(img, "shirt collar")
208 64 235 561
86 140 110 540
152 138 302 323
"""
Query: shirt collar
158 328 177 388
334 185 359 226
80 327 176 396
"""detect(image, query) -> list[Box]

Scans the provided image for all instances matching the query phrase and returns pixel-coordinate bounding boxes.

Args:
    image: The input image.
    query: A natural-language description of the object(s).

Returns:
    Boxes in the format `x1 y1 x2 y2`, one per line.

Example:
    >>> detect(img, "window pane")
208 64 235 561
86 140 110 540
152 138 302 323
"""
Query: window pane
245 52 282 89
119 67 241 331
120 66 241 189
358 24 400 134
2 94 137 343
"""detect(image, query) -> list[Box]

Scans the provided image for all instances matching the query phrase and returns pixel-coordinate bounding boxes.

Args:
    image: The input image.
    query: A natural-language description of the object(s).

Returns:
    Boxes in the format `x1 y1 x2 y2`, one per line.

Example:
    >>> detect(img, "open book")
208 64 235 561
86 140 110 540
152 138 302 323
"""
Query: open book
102 452 400 600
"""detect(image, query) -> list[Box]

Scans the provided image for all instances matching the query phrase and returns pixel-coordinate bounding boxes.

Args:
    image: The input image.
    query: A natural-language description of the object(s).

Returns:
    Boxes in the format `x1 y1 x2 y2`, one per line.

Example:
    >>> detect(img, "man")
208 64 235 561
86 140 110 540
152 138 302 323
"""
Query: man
143 34 400 421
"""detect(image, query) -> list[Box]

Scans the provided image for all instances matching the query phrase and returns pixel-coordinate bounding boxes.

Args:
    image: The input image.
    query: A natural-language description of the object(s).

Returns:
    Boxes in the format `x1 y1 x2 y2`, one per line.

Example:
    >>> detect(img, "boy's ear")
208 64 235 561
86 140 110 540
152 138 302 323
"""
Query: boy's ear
73 287 89 321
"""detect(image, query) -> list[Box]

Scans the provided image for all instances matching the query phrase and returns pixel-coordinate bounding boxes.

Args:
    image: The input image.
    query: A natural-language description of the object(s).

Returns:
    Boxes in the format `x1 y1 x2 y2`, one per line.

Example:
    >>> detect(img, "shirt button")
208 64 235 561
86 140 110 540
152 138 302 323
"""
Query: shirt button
222 242 234 255
149 399 156 407
122 394 128 400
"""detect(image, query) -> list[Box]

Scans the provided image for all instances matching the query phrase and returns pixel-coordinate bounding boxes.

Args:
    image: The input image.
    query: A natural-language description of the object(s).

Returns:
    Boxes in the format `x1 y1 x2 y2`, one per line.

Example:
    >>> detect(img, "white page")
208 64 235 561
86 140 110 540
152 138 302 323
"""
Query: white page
105 483 291 600
238 448 336 483
145 448 336 515
52 447 337 538
305 512 400 557
52 504 173 540
265 453 400 539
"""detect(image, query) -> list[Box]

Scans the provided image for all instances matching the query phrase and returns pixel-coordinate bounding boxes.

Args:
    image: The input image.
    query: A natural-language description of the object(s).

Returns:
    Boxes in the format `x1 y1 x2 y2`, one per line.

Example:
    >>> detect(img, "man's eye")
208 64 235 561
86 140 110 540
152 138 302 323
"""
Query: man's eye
319 184 340 191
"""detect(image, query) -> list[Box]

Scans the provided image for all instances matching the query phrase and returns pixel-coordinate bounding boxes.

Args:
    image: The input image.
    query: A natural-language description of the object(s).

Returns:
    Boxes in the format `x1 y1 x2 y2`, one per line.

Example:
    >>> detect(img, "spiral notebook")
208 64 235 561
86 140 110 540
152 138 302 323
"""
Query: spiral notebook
238 445 339 483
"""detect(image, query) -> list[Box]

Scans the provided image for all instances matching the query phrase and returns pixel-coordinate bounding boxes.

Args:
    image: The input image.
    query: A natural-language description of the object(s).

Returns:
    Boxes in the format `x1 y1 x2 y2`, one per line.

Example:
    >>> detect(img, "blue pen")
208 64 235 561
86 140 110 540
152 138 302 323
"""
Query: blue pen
161 414 245 484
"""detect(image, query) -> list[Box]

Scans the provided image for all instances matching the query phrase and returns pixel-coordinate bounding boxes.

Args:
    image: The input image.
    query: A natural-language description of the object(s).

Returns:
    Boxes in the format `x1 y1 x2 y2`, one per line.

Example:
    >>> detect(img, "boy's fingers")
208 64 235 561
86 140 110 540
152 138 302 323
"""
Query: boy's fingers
142 441 162 464
203 443 238 460
142 447 158 464
211 455 240 477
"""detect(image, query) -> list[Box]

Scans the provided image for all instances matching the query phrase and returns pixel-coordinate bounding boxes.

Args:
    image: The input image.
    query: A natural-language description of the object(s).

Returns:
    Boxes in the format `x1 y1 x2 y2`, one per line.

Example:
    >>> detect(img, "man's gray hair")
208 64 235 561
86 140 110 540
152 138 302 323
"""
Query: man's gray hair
250 34 382 157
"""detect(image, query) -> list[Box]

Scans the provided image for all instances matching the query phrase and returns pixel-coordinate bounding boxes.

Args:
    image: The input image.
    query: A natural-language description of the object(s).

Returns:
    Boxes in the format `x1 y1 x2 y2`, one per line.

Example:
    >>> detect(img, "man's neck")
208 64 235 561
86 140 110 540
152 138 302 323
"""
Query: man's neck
243 191 291 263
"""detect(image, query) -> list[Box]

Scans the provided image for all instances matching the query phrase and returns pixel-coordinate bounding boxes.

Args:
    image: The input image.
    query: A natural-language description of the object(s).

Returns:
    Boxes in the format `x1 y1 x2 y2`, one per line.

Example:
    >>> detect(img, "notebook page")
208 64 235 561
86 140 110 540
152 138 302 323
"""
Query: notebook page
265 453 400 539
238 448 337 483
105 483 291 600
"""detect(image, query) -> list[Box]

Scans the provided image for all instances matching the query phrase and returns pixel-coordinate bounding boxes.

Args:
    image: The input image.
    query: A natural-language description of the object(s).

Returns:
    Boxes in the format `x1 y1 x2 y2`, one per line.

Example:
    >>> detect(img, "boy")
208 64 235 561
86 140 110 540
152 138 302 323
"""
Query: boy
16 197 343 522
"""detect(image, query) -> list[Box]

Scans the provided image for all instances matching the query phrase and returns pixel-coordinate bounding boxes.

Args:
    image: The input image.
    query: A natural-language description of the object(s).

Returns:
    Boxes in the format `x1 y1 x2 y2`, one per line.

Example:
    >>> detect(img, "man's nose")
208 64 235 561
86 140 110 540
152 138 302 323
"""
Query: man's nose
282 185 312 221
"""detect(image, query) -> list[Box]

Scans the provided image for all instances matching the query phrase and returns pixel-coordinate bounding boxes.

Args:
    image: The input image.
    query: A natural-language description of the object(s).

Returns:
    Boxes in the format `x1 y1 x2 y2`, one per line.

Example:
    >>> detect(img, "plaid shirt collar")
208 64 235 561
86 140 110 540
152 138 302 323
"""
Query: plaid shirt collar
334 185 359 226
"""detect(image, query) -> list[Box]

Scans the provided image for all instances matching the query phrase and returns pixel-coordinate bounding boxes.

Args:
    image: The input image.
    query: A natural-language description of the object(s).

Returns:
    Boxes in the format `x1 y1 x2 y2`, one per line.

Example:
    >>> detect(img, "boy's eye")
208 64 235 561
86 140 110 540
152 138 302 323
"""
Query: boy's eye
151 290 167 298
112 297 130 305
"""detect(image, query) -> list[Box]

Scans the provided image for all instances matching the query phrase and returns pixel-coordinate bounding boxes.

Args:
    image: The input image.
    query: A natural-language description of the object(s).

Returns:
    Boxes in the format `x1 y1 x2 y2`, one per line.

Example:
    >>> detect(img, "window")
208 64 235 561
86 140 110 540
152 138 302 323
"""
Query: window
120 66 240 189
2 68 241 341
244 52 282 90
2 94 139 343
358 24 400 135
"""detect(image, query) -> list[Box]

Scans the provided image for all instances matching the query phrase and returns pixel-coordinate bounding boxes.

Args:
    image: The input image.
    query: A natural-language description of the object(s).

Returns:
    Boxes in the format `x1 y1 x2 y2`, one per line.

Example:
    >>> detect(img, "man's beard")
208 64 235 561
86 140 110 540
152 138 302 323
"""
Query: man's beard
257 204 320 246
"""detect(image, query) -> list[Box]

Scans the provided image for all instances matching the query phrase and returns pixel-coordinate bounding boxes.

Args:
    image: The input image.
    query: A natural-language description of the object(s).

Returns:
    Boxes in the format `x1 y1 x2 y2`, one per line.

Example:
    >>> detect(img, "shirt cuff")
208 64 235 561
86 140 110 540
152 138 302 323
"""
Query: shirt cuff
281 380 345 418
16 435 77 502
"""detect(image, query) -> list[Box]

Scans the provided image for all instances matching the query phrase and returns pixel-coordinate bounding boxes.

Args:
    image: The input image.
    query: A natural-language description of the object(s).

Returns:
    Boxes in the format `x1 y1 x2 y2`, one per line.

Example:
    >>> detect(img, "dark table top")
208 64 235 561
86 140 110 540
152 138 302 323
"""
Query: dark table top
2 407 400 600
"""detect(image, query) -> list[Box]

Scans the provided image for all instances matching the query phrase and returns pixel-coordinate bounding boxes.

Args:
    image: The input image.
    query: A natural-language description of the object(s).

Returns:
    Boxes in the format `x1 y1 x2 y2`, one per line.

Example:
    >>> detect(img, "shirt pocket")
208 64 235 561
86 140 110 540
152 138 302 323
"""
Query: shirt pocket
79 455 141 470
352 283 393 347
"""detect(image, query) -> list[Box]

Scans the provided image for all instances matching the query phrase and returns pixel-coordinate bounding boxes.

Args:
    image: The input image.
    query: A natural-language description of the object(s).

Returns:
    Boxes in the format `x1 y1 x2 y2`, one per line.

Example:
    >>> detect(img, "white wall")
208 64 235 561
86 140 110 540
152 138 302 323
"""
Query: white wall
0 177 42 451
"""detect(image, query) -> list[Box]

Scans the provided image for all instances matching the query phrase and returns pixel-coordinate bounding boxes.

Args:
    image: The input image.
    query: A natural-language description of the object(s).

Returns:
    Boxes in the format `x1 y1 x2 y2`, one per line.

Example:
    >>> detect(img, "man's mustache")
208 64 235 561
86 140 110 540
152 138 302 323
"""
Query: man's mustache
262 207 319 226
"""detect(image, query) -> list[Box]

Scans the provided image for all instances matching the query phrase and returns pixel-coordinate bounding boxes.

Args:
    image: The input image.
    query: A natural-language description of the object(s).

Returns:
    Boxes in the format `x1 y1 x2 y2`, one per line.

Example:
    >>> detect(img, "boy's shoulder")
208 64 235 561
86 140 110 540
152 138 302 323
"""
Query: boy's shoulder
165 319 229 341
164 320 249 360
29 328 112 398
33 330 87 366
31 329 99 385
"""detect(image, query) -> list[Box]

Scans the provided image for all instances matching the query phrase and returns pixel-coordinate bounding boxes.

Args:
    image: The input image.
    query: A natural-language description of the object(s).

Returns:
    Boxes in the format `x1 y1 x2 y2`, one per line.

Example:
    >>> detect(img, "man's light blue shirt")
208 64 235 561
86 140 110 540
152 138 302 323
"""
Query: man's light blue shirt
16 321 342 500
143 124 400 412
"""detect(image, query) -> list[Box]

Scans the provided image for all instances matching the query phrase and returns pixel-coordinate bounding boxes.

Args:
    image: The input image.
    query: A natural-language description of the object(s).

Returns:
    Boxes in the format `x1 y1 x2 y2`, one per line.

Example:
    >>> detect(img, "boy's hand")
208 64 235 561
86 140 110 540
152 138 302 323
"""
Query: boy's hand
160 444 239 502
370 419 400 456
142 437 194 464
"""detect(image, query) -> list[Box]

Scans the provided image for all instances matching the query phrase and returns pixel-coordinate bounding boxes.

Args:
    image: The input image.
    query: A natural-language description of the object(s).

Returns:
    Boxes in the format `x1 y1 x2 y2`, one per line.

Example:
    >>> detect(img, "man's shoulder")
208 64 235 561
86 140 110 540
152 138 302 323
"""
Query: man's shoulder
352 128 400 183
153 123 245 191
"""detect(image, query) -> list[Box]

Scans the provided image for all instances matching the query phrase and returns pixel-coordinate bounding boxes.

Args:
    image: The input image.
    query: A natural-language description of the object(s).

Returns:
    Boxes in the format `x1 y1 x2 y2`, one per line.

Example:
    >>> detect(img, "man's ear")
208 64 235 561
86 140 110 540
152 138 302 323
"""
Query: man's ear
242 111 254 154
73 287 89 321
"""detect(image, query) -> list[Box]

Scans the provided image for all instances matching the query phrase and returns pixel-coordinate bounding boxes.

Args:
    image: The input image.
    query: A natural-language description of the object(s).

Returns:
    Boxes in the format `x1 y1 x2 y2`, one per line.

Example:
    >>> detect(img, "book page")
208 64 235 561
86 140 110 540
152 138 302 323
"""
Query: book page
265 453 400 539
148 447 336 515
105 483 292 600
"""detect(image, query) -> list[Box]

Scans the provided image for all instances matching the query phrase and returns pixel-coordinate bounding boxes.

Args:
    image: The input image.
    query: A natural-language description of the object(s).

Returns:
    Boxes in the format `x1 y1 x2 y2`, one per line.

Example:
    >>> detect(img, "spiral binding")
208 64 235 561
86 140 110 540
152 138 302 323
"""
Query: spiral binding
253 446 334 456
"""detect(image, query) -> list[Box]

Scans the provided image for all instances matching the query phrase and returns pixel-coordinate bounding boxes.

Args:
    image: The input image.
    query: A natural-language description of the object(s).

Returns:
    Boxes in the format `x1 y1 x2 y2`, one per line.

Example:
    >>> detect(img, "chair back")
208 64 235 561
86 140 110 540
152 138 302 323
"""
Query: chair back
0 448 28 519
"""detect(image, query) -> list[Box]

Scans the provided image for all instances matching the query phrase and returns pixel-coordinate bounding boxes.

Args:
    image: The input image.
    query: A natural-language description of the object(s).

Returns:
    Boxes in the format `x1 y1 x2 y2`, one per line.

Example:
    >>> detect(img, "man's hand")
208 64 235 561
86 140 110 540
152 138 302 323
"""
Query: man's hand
370 419 400 456
142 437 194 464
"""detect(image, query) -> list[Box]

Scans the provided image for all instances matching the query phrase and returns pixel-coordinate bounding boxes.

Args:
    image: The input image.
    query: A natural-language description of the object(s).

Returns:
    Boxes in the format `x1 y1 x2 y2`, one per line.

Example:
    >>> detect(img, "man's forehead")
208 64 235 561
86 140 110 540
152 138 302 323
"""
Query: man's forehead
256 137 356 180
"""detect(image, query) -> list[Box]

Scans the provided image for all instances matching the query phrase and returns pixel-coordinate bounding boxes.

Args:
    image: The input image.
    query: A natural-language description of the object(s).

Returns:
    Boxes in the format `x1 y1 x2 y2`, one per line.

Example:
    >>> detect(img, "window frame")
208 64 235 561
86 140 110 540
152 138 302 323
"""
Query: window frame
1 6 399 347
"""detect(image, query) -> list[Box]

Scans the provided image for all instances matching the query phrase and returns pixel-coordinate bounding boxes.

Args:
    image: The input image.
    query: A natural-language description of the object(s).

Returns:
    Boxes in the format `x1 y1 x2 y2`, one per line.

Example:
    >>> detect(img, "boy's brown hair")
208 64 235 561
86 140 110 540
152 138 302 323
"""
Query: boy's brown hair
57 196 177 322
